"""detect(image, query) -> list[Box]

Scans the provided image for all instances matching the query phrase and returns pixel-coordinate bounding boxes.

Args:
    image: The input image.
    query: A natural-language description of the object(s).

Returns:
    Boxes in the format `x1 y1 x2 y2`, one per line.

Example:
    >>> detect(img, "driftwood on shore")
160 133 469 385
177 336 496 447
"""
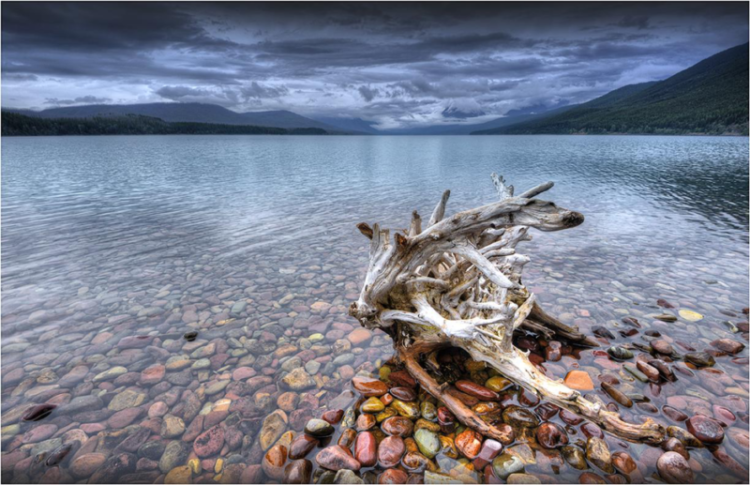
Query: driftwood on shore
349 174 665 444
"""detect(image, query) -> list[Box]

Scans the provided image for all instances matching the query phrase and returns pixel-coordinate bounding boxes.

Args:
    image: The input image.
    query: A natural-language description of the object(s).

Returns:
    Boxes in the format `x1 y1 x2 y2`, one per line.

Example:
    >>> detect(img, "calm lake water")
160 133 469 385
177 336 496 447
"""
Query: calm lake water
2 135 748 484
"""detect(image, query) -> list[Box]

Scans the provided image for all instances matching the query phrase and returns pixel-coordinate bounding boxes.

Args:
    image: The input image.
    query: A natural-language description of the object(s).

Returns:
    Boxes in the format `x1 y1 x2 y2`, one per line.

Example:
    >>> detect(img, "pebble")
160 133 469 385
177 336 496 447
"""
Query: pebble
377 435 405 467
657 451 694 483
686 415 724 444
316 445 361 471
305 418 335 438
354 431 377 466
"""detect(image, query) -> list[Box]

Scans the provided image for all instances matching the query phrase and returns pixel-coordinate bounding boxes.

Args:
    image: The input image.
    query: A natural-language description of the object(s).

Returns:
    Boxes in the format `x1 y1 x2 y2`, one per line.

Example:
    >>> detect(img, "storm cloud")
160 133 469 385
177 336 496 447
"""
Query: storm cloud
2 2 747 129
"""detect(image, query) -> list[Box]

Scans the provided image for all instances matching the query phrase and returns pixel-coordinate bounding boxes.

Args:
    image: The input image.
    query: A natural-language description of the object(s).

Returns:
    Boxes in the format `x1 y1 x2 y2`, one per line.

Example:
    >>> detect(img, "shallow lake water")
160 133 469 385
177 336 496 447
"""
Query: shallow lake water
2 134 748 484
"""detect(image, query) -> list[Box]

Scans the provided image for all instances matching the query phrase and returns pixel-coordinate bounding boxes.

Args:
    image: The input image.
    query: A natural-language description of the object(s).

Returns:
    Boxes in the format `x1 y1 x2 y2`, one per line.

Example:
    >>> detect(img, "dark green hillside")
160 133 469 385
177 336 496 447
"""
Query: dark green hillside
475 43 749 135
1 112 328 136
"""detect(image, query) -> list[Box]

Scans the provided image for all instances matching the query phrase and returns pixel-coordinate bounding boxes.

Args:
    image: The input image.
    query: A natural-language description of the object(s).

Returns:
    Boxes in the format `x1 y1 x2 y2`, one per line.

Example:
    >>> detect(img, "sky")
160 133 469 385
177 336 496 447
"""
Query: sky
2 2 748 129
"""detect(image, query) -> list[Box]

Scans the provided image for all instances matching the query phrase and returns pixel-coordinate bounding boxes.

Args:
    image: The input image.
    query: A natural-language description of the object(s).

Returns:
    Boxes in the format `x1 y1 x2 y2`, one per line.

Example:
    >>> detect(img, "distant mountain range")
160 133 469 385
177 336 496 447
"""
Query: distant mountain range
3 43 747 137
474 43 749 135
3 103 358 134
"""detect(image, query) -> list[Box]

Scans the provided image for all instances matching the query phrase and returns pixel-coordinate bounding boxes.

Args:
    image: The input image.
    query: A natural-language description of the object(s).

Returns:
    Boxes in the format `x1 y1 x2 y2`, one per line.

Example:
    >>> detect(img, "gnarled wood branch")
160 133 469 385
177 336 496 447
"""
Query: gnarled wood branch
349 174 665 444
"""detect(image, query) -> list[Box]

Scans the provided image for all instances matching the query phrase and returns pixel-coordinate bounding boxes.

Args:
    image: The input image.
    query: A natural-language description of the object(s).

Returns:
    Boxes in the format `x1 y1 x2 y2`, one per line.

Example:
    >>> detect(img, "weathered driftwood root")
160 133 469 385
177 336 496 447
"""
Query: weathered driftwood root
349 174 666 444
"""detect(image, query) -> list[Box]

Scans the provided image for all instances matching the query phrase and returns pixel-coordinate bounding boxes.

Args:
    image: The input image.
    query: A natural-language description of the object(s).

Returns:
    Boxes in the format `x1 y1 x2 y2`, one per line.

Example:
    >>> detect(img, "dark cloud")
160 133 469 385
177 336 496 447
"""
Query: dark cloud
358 86 379 102
45 95 112 106
2 2 747 128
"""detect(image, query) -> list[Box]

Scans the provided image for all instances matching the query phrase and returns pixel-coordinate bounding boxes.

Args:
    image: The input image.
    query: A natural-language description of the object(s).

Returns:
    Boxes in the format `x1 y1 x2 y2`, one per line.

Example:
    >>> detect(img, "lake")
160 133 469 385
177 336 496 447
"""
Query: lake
2 134 748 483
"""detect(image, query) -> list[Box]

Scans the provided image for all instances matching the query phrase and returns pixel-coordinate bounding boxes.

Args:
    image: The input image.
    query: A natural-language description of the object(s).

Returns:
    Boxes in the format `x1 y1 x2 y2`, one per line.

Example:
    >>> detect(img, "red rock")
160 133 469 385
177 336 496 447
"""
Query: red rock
22 404 57 422
379 468 408 484
437 407 455 434
117 335 152 349
241 464 263 484
712 405 736 426
378 436 405 468
351 377 388 397
193 425 225 457
580 422 604 439
455 380 499 401
289 435 318 460
107 407 144 428
711 339 745 354
686 415 724 444
559 409 583 425
284 458 313 484
315 445 361 471
355 431 377 466
22 424 58 443
322 409 344 425
579 472 606 484
455 429 482 459
536 423 568 449
381 417 414 437
356 413 377 431
611 451 637 475
139 364 165 385
388 370 416 388
662 405 688 422
390 387 417 401
657 451 693 483
347 328 373 346
473 439 502 470
70 453 107 478
262 444 288 481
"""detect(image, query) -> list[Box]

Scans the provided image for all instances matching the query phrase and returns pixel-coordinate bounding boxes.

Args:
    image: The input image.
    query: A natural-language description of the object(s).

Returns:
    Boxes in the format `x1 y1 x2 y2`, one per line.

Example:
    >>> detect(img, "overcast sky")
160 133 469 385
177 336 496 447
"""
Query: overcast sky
2 2 747 129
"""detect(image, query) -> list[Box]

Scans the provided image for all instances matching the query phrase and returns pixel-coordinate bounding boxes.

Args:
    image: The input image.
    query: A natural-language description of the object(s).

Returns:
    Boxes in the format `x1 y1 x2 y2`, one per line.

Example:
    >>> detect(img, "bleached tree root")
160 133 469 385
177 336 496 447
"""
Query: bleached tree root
350 174 666 444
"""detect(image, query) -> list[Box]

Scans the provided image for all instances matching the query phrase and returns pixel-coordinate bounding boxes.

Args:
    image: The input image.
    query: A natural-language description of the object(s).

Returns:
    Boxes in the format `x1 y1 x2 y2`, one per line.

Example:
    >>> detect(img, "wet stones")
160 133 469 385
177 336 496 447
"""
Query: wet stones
492 454 524 480
389 387 416 401
159 441 190 473
601 383 632 407
22 424 58 444
22 404 56 422
160 415 185 438
259 410 288 451
657 451 694 483
414 428 440 459
70 453 107 478
305 418 335 438
563 370 594 391
686 415 724 444
651 339 674 355
585 437 613 473
391 400 419 419
361 397 385 413
285 458 313 484
262 443 288 481
354 431 377 466
316 445 361 471
455 428 483 459
352 377 388 397
536 423 568 449
710 338 745 354
193 425 225 458
636 361 660 382
455 380 500 401
502 406 540 428
378 436 405 467
437 407 455 434
684 352 715 368
561 445 587 470
381 416 414 437
108 389 146 411
607 346 633 361
282 367 316 391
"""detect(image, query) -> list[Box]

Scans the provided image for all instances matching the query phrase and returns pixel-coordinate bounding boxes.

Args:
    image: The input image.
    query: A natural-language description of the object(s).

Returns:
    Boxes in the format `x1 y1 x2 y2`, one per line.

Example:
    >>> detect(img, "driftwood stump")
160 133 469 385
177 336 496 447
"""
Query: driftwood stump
349 174 665 444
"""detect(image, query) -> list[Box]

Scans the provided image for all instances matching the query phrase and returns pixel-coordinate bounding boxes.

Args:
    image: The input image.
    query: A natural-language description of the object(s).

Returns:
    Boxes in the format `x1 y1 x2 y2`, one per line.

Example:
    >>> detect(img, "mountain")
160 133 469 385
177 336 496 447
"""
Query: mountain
13 103 356 133
311 116 380 134
474 43 749 135
1 112 328 136
385 105 575 135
